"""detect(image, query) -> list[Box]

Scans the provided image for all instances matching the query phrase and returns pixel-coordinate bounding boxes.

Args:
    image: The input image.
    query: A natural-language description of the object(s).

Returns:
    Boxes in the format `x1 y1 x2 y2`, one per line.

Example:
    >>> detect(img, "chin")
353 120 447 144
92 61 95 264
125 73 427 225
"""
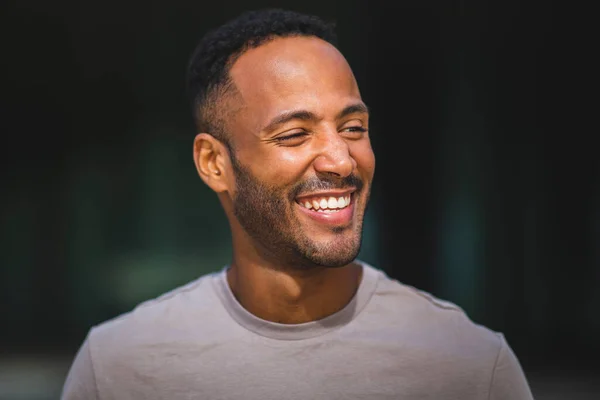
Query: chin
300 234 362 268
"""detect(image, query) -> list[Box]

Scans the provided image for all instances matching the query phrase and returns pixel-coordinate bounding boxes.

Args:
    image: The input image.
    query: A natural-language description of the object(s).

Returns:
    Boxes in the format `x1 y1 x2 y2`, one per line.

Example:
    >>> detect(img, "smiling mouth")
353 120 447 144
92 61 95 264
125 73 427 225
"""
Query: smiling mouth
295 190 354 213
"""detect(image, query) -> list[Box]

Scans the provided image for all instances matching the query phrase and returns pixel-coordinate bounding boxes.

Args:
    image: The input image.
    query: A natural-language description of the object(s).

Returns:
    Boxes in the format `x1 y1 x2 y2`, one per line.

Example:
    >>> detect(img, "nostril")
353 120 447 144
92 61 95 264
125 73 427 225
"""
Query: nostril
313 154 355 178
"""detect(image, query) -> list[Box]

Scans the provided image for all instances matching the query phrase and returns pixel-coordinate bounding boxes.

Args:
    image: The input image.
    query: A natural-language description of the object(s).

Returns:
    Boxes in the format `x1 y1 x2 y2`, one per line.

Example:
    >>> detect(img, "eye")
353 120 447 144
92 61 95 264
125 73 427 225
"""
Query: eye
341 126 367 138
344 126 367 132
272 131 309 146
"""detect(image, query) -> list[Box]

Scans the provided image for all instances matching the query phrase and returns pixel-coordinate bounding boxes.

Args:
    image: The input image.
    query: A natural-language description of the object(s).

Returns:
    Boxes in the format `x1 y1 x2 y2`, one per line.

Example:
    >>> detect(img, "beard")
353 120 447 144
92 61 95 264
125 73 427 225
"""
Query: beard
230 154 369 270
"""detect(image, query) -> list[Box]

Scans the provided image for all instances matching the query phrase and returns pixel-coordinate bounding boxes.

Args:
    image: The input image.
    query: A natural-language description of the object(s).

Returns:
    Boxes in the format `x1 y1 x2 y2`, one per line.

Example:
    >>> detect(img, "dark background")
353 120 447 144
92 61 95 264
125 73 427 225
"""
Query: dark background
1 0 598 398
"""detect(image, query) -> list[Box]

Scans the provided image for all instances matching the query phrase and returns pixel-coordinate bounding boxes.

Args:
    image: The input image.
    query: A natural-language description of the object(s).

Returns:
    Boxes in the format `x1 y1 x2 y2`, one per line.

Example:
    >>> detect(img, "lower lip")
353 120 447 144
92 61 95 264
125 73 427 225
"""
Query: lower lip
295 198 355 226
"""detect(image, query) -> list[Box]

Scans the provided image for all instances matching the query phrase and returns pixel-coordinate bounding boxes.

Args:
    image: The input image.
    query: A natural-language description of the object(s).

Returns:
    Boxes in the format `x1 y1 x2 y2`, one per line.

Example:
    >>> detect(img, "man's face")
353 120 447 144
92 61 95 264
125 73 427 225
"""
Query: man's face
225 36 375 269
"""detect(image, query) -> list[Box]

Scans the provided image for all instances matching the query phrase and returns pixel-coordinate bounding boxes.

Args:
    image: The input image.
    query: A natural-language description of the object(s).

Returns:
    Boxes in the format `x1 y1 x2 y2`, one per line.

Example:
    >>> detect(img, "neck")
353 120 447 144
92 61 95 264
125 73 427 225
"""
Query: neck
227 253 363 325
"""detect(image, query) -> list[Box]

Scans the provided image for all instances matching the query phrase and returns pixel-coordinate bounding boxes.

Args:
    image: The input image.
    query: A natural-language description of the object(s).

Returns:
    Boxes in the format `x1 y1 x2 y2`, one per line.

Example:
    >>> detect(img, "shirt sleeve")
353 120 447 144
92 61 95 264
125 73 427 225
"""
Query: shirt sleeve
61 334 99 400
488 334 534 400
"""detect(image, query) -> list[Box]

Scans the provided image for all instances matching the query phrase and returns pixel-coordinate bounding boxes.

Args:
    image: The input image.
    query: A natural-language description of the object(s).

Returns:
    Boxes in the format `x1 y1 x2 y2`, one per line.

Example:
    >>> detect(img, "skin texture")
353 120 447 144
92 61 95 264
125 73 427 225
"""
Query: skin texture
193 36 375 324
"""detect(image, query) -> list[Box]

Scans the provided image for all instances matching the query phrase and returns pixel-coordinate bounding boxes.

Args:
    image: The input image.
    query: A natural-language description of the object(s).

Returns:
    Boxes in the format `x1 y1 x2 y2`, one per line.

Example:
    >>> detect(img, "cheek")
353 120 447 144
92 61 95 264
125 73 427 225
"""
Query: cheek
350 140 376 178
238 141 374 185
252 149 314 183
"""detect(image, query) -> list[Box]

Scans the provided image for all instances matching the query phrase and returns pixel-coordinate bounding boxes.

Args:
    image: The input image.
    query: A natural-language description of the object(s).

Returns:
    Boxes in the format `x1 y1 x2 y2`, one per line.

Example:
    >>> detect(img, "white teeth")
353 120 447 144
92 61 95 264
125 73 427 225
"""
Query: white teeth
298 194 352 210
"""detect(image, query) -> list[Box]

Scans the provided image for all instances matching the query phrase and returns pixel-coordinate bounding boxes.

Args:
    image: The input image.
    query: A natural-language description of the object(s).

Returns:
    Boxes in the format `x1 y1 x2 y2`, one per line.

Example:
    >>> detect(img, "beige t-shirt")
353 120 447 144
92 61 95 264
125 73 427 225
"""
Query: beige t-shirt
62 261 534 399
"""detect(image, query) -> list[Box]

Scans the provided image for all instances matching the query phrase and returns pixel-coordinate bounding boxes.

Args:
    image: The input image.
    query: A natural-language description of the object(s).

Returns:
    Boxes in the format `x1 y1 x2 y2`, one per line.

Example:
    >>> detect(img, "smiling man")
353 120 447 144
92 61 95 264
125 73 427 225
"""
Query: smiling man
62 9 533 399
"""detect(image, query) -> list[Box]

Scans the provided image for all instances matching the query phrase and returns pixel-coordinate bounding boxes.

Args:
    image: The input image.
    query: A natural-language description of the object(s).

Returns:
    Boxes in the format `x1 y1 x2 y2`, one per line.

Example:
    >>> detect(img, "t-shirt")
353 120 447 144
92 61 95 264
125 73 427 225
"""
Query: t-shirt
61 261 534 399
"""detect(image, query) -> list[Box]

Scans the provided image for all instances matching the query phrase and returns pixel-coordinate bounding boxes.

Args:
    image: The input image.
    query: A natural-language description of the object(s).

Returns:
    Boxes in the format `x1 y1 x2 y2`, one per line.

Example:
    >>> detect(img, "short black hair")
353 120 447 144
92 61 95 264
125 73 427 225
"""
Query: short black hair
186 9 337 147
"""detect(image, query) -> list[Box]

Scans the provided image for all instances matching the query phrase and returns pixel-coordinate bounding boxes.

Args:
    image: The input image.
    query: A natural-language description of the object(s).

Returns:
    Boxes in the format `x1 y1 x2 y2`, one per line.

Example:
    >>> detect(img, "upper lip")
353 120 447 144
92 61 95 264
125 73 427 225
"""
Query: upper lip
295 188 356 201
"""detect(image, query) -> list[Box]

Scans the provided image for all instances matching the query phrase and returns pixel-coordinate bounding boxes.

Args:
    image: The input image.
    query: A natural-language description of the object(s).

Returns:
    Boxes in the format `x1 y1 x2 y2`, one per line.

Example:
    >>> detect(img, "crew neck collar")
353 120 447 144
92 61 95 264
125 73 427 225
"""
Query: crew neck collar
212 260 380 341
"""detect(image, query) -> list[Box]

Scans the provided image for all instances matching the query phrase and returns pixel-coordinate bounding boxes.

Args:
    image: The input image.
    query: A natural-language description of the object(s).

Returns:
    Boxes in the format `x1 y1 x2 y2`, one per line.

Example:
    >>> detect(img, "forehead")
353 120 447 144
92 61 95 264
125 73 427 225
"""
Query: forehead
229 36 361 127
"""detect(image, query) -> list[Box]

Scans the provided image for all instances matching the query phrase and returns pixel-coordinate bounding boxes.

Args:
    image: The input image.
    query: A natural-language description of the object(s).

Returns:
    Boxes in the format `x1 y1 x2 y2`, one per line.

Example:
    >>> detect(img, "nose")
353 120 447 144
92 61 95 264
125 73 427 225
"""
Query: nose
312 131 357 178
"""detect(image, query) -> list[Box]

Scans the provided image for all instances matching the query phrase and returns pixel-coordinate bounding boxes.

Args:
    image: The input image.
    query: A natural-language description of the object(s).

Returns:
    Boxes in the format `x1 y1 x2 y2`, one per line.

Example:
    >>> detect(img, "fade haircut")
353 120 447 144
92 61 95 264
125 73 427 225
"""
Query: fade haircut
186 9 337 150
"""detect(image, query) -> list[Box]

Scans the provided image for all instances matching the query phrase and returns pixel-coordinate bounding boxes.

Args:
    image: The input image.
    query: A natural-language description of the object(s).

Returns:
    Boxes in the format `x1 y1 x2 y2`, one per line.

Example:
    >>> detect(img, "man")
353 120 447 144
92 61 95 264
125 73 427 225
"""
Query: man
62 9 534 399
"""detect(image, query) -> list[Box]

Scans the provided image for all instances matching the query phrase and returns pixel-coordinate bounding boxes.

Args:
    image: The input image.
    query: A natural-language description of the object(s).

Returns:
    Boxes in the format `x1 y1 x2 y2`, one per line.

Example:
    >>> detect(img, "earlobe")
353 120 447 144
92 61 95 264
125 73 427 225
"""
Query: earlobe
193 133 228 192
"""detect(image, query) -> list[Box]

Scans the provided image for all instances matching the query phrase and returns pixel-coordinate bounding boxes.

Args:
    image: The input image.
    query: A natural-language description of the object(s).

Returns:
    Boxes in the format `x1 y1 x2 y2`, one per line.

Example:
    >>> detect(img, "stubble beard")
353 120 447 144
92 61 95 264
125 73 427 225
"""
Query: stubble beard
230 155 368 270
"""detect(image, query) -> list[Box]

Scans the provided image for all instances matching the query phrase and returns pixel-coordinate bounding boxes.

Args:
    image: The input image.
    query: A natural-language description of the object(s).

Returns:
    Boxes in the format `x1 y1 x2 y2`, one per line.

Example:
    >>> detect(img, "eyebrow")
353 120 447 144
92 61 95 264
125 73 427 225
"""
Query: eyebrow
262 110 319 133
261 102 370 135
336 103 370 120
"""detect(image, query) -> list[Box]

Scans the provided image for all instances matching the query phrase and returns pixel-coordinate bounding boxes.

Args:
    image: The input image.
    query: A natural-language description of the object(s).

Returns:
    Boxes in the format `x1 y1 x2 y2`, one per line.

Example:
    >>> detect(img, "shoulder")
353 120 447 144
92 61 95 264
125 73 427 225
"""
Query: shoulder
356 263 532 397
87 269 231 358
361 262 504 360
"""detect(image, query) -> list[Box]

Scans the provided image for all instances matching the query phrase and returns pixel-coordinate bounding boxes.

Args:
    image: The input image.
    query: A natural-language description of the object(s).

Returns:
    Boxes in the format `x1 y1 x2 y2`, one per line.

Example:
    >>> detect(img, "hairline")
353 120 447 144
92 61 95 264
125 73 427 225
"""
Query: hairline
196 33 333 153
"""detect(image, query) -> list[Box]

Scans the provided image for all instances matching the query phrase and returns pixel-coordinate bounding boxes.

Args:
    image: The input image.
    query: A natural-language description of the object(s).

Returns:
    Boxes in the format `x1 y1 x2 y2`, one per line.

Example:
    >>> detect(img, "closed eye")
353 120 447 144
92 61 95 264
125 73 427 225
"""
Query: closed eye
275 132 309 141
267 131 310 147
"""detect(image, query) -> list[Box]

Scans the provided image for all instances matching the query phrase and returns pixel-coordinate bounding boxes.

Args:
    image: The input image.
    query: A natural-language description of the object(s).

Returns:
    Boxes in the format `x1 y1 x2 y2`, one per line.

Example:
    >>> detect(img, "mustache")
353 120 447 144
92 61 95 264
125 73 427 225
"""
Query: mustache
290 174 364 199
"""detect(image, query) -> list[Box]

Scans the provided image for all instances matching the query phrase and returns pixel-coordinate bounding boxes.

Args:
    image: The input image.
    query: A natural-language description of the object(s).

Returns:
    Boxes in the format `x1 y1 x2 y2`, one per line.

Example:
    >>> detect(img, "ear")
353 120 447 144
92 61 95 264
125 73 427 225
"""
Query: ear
193 133 230 193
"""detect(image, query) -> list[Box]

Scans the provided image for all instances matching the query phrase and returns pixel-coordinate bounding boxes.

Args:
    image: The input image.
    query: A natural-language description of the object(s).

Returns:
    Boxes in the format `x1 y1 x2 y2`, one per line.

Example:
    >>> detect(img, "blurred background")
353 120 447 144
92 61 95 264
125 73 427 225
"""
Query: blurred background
1 0 598 399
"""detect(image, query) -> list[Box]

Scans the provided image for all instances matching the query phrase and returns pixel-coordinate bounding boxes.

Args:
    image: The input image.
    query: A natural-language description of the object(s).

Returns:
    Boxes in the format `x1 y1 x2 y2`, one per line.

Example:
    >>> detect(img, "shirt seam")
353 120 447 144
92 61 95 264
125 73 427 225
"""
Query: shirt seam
487 333 504 400
88 330 101 400
400 283 464 313
135 274 213 310
212 263 382 342
254 269 382 345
